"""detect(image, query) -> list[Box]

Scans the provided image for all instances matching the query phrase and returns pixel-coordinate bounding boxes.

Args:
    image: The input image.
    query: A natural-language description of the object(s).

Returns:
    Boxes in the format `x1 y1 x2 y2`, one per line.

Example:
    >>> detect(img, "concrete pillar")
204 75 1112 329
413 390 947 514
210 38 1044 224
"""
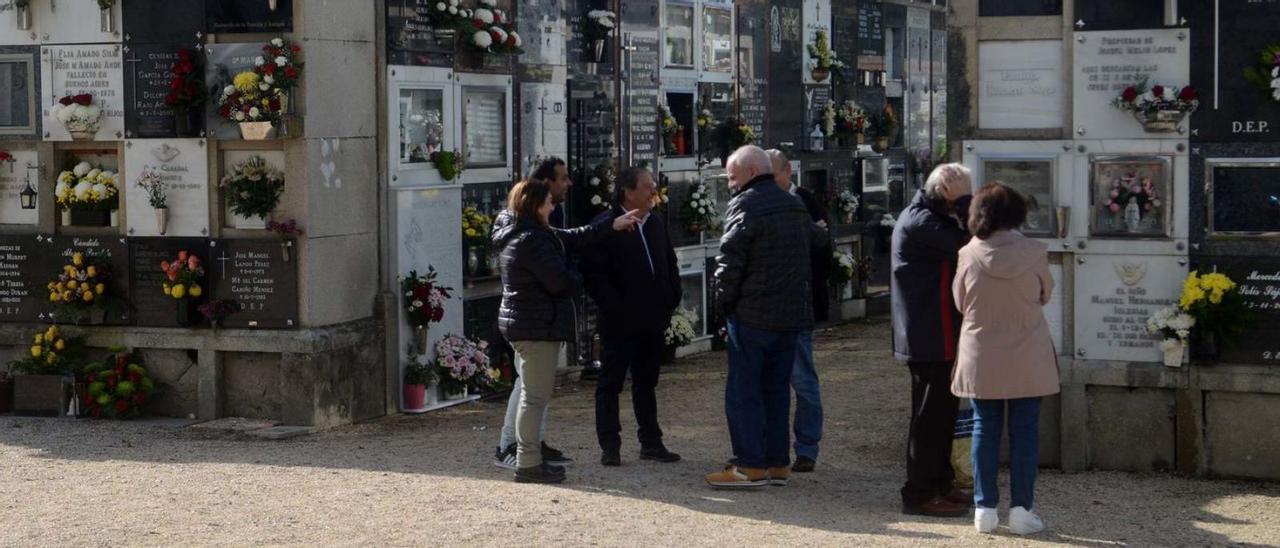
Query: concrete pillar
196 349 224 420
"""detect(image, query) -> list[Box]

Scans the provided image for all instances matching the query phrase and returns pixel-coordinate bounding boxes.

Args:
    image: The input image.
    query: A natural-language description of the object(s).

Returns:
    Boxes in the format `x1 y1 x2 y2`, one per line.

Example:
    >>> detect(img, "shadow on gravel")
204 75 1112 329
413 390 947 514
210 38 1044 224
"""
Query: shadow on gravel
2 320 1276 545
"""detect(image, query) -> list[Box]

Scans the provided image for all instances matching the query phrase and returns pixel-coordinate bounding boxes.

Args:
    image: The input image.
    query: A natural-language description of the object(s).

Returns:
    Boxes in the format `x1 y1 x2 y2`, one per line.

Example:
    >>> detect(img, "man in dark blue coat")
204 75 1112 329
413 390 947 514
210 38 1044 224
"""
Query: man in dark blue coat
891 163 974 517
581 167 683 466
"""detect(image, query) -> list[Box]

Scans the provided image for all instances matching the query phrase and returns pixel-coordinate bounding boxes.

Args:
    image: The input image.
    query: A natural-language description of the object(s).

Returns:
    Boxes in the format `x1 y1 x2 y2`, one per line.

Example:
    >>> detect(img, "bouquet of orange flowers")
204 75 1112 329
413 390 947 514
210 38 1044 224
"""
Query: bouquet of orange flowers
160 250 205 300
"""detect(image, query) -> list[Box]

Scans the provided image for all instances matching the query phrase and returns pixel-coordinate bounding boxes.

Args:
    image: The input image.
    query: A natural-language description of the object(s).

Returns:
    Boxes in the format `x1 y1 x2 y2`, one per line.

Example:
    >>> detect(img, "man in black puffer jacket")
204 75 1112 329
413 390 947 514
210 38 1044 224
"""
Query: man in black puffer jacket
706 145 826 489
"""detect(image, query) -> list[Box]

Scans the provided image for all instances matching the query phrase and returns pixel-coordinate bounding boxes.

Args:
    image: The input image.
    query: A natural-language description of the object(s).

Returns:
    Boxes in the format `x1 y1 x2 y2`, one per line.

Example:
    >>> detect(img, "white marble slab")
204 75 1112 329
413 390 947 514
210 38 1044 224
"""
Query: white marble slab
124 139 209 237
1072 29 1190 140
979 40 1064 130
801 0 832 85
40 44 125 141
1073 253 1187 363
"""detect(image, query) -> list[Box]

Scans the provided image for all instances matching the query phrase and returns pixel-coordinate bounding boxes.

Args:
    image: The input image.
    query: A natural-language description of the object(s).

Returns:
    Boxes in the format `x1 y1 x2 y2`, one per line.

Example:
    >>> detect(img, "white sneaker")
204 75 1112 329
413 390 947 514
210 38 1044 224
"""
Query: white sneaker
1008 506 1045 535
974 507 998 533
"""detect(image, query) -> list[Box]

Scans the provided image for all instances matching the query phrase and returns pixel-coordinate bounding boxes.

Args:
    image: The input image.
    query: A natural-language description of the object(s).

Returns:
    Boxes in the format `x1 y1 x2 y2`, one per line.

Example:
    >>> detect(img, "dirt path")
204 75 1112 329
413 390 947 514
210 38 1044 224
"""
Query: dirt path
2 320 1278 546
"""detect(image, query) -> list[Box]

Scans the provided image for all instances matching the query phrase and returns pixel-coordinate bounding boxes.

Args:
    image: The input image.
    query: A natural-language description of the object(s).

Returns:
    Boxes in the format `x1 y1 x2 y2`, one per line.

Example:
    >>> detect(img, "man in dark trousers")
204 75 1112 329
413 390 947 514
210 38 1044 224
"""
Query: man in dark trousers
766 148 831 473
891 162 974 517
581 166 683 466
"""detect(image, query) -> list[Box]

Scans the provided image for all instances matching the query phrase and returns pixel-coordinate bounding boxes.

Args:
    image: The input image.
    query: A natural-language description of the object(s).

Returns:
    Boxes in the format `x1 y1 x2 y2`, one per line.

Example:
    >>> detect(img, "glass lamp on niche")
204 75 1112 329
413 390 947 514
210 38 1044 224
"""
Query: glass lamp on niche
665 4 694 68
1089 156 1171 238
678 271 706 337
462 88 507 168
980 158 1057 238
398 88 445 165
702 7 733 73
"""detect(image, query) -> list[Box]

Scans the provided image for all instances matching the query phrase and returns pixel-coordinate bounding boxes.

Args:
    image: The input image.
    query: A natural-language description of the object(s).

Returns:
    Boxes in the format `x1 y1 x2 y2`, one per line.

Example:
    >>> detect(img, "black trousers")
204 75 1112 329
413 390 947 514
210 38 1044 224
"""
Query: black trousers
901 361 960 506
595 328 665 451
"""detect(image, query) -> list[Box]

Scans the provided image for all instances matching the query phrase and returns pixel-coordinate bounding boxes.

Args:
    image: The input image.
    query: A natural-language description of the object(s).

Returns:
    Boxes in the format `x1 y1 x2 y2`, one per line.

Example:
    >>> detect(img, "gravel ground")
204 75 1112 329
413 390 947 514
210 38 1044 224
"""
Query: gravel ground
2 319 1279 547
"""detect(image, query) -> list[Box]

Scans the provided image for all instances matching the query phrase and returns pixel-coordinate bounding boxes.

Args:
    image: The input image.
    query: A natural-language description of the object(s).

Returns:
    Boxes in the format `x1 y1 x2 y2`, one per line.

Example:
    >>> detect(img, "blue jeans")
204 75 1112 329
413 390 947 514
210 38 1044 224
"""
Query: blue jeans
972 397 1042 510
791 330 823 460
725 318 798 469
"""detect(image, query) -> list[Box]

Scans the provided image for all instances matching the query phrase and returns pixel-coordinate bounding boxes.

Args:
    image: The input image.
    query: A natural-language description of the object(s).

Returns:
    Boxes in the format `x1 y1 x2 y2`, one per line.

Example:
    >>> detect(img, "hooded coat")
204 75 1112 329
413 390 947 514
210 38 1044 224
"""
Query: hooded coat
949 230 1060 400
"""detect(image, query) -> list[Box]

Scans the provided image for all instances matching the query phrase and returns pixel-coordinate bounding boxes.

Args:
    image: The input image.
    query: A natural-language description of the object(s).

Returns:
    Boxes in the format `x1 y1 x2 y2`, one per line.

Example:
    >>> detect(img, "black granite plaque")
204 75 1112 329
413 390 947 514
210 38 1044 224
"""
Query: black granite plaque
1073 0 1167 31
833 1 859 78
123 0 207 44
856 2 884 63
1193 256 1280 365
737 0 768 146
0 235 56 323
662 173 700 248
386 0 456 68
628 33 660 90
128 237 211 327
206 0 293 34
568 0 613 65
629 91 659 167
803 85 832 145
980 0 1061 17
621 0 659 27
209 238 298 329
46 235 131 325
767 0 804 149
0 46 40 141
1209 164 1280 235
1186 0 1280 142
124 43 202 139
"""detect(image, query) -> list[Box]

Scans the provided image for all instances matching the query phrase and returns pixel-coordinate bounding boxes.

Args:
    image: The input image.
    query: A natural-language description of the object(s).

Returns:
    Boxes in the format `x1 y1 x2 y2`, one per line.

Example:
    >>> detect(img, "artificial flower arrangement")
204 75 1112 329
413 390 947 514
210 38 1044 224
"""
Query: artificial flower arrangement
584 162 615 212
425 0 467 28
584 9 617 42
460 0 523 55
709 117 755 165
806 30 844 82
51 93 103 140
1147 305 1196 367
433 333 493 396
165 48 207 122
696 109 715 160
215 37 301 137
682 178 719 234
0 150 14 168
430 149 462 181
832 189 860 223
221 155 285 222
822 102 837 138
1244 43 1280 102
1178 270 1252 358
160 250 204 301
198 299 242 328
1112 78 1198 132
659 104 679 154
6 325 83 375
461 205 492 247
400 266 454 328
407 109 445 161
47 251 120 324
653 184 670 212
831 252 874 298
834 100 867 143
135 166 169 234
870 105 898 150
81 350 158 420
266 218 304 261
1099 172 1162 232
664 308 697 348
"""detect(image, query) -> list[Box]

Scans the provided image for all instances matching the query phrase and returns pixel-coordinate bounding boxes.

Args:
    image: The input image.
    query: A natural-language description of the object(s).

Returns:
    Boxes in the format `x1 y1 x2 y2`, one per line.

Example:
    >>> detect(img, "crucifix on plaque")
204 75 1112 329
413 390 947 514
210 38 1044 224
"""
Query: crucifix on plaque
122 45 143 138
216 250 233 279
538 98 549 148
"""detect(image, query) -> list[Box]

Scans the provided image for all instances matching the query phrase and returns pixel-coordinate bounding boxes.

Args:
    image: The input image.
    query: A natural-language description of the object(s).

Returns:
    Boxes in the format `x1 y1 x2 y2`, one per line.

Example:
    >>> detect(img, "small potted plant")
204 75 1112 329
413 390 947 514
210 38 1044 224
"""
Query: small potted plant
584 9 617 62
80 351 159 420
434 333 489 401
160 250 206 327
51 94 103 141
221 155 285 229
198 298 242 330
662 308 697 364
806 30 844 83
400 266 453 353
1178 271 1252 362
135 166 169 235
7 325 83 416
266 218 304 261
1112 78 1199 133
1147 305 1195 367
165 48 207 136
54 162 119 226
402 348 438 413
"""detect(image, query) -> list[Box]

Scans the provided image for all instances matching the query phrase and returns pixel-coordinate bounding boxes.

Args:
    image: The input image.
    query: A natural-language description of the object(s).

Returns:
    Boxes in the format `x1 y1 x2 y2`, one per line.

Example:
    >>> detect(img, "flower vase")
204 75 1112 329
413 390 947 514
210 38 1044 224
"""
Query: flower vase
1134 110 1186 133
1162 340 1185 367
466 246 481 278
176 297 199 327
443 385 468 401
591 39 606 63
874 137 889 152
843 211 854 224
155 208 169 235
280 240 293 262
231 211 269 230
857 133 865 145
1193 331 1220 363
16 5 31 31
110 209 119 227
811 67 830 82
69 128 96 141
238 121 277 140
268 0 279 11
100 7 115 34
403 383 427 412
60 209 71 226
414 325 429 356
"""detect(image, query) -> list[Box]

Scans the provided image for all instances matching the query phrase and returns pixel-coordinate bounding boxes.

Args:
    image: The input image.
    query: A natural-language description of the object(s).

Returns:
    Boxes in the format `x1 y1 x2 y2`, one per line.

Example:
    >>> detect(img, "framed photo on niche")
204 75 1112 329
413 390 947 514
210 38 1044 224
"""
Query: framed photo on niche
0 49 39 139
1089 155 1172 239
1206 158 1280 237
979 157 1057 238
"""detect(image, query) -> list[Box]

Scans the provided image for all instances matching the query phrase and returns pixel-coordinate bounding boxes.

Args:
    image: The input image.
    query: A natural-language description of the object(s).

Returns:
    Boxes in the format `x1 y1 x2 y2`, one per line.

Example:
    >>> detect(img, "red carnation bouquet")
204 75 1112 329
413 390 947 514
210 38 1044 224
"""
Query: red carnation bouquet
1112 77 1199 114
164 48 207 112
81 350 158 419
400 266 453 328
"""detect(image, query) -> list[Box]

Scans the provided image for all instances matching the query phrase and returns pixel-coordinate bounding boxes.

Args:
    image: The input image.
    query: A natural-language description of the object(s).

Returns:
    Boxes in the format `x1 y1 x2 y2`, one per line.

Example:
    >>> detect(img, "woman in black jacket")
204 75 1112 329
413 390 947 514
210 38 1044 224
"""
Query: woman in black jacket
495 178 637 483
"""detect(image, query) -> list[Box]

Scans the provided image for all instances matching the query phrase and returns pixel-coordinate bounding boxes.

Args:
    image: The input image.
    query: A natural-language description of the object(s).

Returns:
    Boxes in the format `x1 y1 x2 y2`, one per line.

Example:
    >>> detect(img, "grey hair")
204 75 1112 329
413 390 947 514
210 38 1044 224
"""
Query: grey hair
765 148 789 173
925 163 972 199
726 145 773 174
613 166 649 205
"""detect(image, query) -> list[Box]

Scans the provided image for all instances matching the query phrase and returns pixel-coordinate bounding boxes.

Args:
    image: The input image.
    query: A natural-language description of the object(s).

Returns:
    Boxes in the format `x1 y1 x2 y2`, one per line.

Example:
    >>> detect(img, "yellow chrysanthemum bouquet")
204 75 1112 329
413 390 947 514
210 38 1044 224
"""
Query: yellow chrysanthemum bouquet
47 251 120 324
461 206 492 247
1178 270 1252 357
5 325 85 375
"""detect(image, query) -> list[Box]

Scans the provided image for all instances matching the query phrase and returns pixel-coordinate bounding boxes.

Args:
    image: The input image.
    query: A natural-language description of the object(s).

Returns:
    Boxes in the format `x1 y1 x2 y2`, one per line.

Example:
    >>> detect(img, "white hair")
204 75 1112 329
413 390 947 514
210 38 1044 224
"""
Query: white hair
727 145 773 174
925 163 972 199
765 148 789 172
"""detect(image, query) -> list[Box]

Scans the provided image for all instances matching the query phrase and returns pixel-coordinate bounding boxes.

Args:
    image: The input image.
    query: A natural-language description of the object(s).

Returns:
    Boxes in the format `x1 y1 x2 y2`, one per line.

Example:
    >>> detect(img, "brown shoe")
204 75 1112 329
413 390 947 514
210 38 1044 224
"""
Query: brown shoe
943 488 973 507
766 466 790 486
902 496 969 518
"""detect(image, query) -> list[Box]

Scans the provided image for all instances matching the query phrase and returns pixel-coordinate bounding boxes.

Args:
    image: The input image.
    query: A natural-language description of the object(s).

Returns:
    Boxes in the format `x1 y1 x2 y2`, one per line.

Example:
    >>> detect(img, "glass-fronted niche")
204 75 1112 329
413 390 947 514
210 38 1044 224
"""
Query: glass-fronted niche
665 3 695 68
978 157 1057 238
1089 155 1172 239
702 6 733 73
0 52 39 138
388 67 512 187
1206 158 1280 237
679 269 707 339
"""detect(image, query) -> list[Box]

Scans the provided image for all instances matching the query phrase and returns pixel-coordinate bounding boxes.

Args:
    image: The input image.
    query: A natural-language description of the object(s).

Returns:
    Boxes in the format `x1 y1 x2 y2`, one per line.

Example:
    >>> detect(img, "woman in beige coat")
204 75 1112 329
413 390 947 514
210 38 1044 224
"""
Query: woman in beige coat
951 183 1059 536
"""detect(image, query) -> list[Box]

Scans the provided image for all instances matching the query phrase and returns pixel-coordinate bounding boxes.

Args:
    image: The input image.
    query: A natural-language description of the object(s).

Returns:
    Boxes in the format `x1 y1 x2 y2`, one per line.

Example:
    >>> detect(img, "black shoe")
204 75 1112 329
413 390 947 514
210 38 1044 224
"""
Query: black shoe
493 443 518 471
639 445 681 463
514 463 566 484
791 456 816 473
601 448 621 466
541 442 575 467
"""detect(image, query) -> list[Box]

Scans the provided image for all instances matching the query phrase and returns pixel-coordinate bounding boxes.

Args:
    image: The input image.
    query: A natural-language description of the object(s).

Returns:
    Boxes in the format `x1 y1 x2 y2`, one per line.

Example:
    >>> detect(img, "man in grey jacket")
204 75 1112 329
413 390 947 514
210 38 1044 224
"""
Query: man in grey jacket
706 146 822 489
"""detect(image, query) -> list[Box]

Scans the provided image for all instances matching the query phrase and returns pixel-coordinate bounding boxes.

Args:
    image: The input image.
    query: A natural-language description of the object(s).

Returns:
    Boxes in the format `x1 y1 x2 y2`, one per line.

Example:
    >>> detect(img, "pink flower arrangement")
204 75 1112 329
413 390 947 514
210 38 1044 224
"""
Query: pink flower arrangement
434 333 492 393
1101 173 1161 217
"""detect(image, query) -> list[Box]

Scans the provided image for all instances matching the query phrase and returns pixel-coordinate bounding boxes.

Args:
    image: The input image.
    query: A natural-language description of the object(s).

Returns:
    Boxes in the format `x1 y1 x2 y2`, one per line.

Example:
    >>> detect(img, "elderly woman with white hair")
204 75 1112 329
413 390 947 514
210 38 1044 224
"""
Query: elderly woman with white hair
890 162 974 517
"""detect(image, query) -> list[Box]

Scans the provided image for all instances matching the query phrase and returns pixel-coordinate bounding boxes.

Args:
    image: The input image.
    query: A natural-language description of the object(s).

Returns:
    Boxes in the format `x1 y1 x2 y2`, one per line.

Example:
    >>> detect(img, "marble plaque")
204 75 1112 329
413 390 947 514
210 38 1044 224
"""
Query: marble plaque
0 234 55 322
518 0 565 66
978 40 1063 129
462 88 507 168
0 1 39 46
801 0 832 85
519 83 568 169
394 186 464 360
40 45 125 142
905 7 931 155
46 235 131 324
0 147 36 225
203 42 262 140
628 32 660 90
1073 0 1166 31
981 0 1061 17
1044 262 1065 353
221 150 284 226
206 0 293 34
628 89 659 168
123 0 206 44
38 0 122 45
209 238 297 329
980 158 1056 237
129 237 210 327
0 48 39 139
1074 254 1186 363
124 43 205 139
1197 256 1280 365
1072 29 1190 140
1206 160 1280 235
1185 0 1280 142
385 0 456 68
1089 155 1172 238
855 1 884 70
124 139 210 237
767 0 804 150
